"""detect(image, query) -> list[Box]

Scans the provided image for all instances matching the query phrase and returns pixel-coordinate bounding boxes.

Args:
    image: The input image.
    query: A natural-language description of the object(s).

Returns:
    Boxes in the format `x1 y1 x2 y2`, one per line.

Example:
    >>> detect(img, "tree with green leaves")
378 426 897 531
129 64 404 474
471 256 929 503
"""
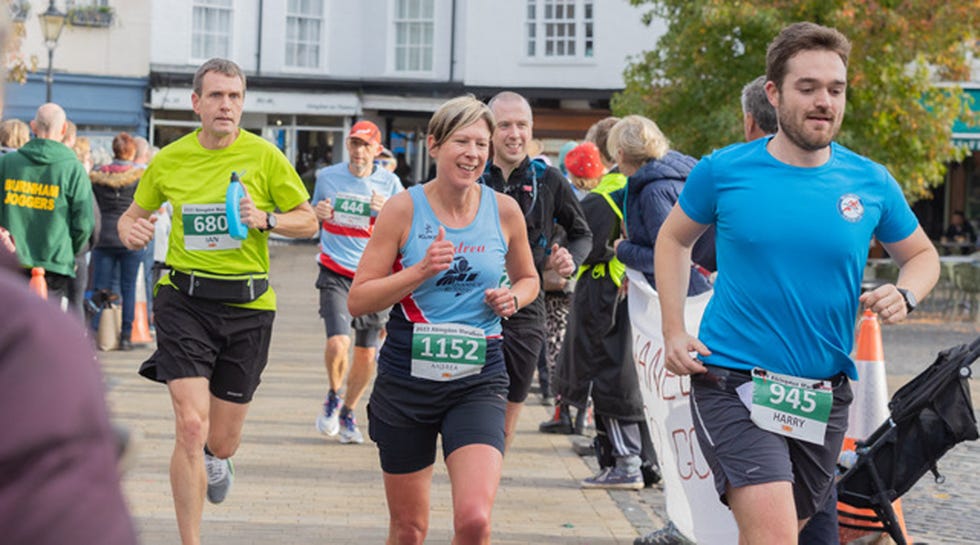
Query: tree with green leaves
613 0 980 201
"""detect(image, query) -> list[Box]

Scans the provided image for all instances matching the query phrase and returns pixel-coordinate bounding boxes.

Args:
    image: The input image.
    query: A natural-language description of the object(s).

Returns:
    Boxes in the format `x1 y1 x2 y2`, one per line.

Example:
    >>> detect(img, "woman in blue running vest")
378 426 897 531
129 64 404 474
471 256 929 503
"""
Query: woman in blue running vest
348 95 539 545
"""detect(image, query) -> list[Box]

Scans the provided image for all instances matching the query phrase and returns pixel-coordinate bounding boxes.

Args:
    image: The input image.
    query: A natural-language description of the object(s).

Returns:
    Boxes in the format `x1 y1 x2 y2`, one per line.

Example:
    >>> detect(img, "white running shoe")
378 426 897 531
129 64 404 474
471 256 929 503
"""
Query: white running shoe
204 451 234 504
315 392 342 436
338 411 364 444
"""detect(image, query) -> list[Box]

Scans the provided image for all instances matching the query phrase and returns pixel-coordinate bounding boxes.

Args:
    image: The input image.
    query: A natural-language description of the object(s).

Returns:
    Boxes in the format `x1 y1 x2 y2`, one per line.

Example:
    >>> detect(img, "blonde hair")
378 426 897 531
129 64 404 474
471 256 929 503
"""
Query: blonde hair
607 115 669 168
0 119 29 149
427 95 495 149
569 174 601 192
585 116 620 165
73 136 92 172
526 139 544 158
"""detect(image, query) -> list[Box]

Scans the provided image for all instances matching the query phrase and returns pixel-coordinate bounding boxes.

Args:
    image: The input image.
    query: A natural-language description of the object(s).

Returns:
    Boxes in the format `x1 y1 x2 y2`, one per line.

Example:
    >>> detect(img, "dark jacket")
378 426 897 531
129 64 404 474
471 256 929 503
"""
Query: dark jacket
557 174 644 419
483 156 592 324
0 138 94 276
90 161 142 249
617 150 716 295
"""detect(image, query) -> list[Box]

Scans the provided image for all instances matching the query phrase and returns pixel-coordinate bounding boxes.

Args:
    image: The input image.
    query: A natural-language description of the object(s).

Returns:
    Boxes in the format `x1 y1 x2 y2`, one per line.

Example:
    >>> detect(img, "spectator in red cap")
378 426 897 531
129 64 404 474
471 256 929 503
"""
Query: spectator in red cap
311 118 403 446
564 141 606 192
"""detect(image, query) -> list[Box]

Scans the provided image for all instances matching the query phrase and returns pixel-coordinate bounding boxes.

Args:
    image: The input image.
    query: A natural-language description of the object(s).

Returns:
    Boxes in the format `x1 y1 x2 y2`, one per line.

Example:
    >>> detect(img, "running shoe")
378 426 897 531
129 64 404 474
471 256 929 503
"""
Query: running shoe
338 411 364 444
315 391 342 436
204 451 234 504
581 466 644 490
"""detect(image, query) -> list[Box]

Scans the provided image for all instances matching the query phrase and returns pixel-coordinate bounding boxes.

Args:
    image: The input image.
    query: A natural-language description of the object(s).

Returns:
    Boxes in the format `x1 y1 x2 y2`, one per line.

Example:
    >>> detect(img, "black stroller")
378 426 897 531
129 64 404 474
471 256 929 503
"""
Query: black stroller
836 336 980 544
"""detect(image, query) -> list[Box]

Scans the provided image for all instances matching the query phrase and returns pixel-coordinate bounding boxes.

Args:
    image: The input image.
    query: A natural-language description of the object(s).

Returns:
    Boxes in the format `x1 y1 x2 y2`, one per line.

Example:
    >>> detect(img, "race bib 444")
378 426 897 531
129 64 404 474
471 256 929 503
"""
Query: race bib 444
333 192 371 229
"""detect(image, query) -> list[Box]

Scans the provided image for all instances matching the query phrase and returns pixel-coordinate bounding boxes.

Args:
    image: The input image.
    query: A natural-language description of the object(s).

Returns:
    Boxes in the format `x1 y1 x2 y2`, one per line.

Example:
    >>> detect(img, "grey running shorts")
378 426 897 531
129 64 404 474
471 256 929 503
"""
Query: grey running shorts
690 364 852 519
316 264 387 347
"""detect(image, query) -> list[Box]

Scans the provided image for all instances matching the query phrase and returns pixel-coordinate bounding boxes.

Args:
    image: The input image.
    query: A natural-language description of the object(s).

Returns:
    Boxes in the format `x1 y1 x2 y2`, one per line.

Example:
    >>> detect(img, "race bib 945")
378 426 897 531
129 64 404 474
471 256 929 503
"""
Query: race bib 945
738 368 833 445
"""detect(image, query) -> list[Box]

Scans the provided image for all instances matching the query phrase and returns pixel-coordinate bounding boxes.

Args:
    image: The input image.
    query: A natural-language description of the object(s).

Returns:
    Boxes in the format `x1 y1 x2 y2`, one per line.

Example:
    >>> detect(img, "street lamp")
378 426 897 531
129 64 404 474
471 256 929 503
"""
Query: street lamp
38 0 67 103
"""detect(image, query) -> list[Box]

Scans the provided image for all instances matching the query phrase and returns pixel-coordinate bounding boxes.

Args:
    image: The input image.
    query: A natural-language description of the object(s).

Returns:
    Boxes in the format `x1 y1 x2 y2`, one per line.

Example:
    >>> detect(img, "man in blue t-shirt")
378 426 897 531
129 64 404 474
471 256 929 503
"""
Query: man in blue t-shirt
654 22 940 544
311 120 402 445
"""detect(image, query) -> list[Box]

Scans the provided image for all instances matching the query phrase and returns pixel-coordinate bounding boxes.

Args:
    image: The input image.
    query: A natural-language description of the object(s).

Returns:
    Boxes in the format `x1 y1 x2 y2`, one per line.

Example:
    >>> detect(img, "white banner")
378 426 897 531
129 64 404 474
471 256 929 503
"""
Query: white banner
627 269 738 544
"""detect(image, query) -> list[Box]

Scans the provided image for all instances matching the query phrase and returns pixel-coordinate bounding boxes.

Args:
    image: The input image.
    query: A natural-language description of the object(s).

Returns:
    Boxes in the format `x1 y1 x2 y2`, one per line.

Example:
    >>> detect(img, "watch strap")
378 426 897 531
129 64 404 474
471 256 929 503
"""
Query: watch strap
897 288 916 313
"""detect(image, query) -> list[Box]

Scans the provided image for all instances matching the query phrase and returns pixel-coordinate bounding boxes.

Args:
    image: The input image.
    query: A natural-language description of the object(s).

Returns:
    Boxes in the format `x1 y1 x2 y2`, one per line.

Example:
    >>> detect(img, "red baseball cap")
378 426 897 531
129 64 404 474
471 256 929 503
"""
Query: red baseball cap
565 142 604 180
349 121 381 145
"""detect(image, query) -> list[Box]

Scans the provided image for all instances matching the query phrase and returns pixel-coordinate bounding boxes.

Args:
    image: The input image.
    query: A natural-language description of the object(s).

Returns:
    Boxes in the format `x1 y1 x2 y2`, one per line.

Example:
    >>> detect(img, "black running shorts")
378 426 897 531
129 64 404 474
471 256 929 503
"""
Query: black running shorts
368 371 508 474
138 285 275 403
501 317 546 403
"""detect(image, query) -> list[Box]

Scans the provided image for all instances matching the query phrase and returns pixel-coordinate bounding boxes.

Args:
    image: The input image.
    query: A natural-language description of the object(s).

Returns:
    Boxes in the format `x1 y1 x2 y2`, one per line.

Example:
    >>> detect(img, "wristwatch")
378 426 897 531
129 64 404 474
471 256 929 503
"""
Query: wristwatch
897 287 917 314
260 212 277 232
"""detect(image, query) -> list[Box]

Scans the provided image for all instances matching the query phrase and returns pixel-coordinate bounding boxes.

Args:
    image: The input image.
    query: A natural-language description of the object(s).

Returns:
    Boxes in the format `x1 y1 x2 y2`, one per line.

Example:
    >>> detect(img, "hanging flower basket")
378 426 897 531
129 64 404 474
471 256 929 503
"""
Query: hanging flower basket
67 6 114 28
9 1 31 23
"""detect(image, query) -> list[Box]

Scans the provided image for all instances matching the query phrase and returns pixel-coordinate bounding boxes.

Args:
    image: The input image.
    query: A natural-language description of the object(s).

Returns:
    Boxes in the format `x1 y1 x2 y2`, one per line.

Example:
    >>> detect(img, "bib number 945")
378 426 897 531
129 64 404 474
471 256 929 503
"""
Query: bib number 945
743 368 833 445
765 382 818 413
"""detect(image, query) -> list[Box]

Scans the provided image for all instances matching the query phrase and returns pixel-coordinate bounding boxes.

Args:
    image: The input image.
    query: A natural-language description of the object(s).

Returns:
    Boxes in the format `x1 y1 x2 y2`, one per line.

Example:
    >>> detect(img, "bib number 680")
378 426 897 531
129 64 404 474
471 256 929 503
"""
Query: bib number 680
193 214 228 233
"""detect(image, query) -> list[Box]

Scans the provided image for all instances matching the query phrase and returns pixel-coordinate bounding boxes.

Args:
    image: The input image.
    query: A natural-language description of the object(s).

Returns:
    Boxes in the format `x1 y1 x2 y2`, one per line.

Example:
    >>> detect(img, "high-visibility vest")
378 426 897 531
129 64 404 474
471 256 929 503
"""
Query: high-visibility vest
576 172 627 287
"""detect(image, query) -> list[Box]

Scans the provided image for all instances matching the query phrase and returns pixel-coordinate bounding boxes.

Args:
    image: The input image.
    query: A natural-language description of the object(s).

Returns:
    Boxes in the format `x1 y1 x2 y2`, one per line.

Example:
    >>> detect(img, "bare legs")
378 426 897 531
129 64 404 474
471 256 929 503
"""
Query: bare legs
167 377 249 545
382 444 502 545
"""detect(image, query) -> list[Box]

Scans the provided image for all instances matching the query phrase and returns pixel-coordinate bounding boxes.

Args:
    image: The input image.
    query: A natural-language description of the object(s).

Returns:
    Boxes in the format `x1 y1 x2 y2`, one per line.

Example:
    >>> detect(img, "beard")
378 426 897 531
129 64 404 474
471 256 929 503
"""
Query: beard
777 103 841 152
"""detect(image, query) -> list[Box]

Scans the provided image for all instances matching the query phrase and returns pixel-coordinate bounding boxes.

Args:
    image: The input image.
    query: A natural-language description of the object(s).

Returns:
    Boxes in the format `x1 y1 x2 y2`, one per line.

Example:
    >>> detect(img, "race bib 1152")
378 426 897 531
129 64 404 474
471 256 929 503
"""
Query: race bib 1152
410 323 487 381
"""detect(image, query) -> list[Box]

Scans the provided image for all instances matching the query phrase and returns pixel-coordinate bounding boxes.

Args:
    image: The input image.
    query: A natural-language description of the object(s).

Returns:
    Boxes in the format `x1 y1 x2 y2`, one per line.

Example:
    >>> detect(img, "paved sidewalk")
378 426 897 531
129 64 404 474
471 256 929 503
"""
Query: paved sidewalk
101 242 980 544
102 242 666 544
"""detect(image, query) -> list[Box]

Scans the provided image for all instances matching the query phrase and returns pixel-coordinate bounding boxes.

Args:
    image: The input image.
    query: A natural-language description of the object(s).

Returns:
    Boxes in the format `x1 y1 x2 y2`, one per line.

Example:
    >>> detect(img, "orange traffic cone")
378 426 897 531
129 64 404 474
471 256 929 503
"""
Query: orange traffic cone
29 267 47 300
838 309 910 544
130 262 153 345
131 302 153 344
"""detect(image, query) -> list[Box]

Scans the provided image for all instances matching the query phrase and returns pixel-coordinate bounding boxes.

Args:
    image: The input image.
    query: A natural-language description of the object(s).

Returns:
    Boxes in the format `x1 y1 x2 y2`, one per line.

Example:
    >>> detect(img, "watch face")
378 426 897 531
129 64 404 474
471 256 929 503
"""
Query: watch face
900 288 916 311
267 213 277 229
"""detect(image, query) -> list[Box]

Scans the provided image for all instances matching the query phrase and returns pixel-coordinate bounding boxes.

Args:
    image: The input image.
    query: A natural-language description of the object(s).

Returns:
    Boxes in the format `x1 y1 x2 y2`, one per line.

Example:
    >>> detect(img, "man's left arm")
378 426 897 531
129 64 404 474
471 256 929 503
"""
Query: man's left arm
264 201 317 238
549 170 592 268
239 148 319 239
239 189 317 239
860 226 940 324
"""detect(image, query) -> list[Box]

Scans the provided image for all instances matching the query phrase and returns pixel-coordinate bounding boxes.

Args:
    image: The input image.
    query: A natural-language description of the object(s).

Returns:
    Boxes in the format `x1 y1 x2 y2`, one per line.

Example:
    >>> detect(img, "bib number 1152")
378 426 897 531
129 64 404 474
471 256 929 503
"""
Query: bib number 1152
410 323 487 381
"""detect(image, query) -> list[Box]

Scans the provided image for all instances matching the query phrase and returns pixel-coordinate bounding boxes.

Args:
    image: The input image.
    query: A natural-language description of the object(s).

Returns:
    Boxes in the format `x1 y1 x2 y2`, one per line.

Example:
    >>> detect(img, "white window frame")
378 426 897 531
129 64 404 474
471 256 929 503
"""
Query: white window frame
191 0 233 62
285 0 325 70
392 0 435 75
525 0 595 62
